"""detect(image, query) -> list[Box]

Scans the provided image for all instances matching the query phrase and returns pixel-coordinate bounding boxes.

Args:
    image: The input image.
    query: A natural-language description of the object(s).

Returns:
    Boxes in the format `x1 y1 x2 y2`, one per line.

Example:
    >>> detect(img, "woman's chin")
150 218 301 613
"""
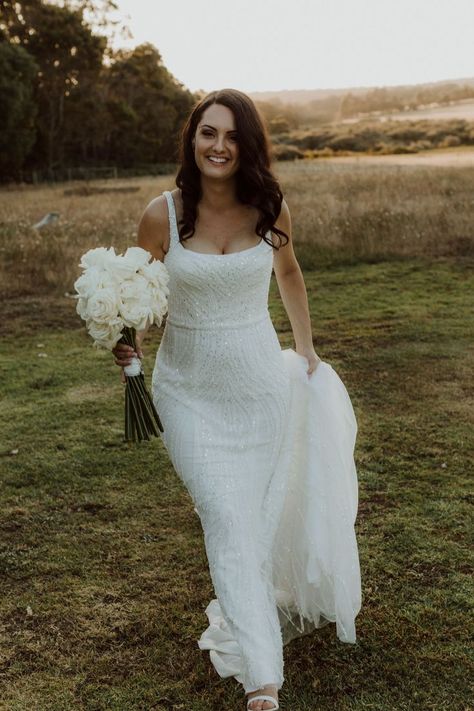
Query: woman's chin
202 168 237 180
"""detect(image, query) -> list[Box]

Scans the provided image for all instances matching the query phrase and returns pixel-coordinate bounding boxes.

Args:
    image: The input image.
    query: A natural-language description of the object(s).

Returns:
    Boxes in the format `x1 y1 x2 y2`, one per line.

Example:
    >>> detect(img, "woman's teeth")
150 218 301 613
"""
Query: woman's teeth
208 157 228 164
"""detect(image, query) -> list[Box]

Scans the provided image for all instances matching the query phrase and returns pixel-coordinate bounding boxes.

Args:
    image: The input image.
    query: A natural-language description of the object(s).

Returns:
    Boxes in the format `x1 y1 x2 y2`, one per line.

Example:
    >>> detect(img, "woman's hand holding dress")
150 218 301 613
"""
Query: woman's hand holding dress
296 346 321 378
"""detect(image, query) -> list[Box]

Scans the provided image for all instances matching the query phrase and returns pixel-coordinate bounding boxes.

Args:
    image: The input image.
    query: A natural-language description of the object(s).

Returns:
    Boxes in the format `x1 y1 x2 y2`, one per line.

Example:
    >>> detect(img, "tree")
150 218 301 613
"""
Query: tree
0 39 38 179
1 1 107 170
0 2 195 176
103 43 194 165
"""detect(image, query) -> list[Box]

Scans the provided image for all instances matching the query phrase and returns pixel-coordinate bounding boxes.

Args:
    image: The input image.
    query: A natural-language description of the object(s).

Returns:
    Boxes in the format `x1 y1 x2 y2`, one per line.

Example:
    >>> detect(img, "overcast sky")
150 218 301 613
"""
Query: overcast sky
112 0 474 93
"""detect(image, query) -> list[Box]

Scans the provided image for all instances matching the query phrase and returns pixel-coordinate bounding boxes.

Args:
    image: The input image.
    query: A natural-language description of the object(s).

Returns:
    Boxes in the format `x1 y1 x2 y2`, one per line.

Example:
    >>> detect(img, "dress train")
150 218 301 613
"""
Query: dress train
197 348 361 687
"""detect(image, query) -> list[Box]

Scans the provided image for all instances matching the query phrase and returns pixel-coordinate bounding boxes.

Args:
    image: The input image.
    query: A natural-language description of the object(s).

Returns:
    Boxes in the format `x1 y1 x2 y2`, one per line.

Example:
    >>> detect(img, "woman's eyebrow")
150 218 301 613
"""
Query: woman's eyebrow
201 124 237 133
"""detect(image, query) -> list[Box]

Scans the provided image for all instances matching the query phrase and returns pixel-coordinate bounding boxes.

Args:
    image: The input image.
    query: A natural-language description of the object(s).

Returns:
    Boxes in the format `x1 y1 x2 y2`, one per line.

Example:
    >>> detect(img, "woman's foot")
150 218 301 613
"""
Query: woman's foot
246 684 279 710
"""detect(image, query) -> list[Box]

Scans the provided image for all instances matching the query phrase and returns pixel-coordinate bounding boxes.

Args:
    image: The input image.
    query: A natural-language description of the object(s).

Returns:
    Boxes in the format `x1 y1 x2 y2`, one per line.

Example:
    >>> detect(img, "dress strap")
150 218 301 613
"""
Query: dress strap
163 190 179 247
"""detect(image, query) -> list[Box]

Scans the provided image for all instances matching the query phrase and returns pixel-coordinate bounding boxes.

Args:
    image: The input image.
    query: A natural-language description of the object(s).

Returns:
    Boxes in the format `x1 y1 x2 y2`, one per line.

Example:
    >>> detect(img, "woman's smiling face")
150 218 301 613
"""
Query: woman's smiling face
193 103 240 179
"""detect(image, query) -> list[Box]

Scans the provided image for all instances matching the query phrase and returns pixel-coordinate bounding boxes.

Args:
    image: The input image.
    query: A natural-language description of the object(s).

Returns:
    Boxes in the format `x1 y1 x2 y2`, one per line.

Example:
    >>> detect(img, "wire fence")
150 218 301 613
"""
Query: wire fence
20 163 178 184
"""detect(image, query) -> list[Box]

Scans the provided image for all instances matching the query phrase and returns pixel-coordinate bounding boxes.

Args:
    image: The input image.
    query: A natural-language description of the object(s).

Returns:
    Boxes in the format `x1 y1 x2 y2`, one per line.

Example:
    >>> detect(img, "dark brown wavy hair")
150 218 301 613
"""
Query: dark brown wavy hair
175 88 289 250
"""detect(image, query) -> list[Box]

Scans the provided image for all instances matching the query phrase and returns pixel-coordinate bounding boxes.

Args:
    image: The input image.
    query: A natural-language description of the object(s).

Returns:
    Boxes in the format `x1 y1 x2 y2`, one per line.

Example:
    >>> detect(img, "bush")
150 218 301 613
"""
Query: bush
272 133 295 145
314 147 334 158
269 117 290 134
373 142 392 154
413 139 433 151
327 134 365 152
392 144 419 154
439 135 462 148
387 127 426 142
273 144 304 161
295 131 335 150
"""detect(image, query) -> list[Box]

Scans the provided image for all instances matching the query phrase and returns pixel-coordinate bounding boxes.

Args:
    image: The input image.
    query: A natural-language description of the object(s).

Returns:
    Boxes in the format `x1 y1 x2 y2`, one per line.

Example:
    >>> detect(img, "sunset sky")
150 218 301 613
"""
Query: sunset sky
112 0 474 94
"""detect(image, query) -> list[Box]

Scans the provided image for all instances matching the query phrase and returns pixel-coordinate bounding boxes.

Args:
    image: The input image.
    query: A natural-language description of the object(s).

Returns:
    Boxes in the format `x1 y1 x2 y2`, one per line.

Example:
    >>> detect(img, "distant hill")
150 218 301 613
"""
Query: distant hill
248 77 474 127
248 77 474 106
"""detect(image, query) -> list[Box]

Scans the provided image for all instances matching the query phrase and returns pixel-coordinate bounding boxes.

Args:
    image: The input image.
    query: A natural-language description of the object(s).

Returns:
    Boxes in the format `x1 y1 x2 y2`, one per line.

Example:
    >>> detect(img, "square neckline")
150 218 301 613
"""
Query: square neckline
164 190 271 258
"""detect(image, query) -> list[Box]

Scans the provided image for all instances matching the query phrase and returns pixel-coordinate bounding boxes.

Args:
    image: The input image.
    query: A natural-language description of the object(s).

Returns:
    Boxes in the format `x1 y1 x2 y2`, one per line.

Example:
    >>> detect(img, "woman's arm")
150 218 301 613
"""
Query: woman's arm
272 200 320 375
135 196 170 347
112 197 169 377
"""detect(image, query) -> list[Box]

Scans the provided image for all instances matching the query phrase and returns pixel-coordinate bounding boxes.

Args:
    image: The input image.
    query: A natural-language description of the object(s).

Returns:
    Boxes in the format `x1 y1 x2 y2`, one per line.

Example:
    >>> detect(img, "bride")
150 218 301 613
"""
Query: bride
112 88 361 710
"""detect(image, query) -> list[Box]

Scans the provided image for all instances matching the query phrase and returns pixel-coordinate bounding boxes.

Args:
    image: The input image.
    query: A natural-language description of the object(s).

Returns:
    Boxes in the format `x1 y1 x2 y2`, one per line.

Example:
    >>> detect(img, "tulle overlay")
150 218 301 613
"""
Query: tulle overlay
151 191 361 693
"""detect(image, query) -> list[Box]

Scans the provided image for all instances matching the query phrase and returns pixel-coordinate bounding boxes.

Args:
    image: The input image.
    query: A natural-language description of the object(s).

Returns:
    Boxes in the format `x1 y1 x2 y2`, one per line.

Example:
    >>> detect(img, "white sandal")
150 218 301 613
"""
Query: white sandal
246 694 279 710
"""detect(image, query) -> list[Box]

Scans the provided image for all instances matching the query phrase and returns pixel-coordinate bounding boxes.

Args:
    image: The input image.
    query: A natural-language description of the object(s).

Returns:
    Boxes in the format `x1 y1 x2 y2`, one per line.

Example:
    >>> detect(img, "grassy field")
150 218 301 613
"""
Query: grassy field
0 162 473 710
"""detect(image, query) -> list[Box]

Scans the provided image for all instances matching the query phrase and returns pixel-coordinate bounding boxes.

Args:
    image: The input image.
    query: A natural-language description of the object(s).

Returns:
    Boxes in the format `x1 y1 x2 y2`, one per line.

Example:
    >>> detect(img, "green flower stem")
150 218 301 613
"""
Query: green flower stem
119 325 164 443
130 375 163 433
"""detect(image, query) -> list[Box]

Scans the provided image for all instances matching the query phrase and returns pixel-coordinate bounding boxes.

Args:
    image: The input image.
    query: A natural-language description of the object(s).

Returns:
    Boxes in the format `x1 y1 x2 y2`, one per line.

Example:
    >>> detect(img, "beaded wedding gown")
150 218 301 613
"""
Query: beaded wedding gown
151 190 361 693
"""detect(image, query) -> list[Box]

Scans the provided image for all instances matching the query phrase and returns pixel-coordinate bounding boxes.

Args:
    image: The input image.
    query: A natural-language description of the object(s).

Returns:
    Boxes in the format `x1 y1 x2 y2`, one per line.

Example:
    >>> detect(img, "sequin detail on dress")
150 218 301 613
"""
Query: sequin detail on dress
151 190 362 693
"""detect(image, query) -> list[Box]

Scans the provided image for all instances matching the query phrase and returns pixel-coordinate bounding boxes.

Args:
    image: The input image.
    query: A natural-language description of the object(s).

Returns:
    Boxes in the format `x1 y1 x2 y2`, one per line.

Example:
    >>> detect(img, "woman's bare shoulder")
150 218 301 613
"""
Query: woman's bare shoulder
137 193 171 260
141 193 170 223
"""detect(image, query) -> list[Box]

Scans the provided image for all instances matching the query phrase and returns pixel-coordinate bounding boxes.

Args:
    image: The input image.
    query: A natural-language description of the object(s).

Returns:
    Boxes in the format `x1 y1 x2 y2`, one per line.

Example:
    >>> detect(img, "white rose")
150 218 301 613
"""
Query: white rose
86 287 120 323
119 274 149 305
76 296 89 320
123 246 152 268
112 247 152 281
152 304 167 326
88 316 124 350
120 294 154 331
140 261 170 290
79 246 117 271
148 286 169 324
74 266 114 300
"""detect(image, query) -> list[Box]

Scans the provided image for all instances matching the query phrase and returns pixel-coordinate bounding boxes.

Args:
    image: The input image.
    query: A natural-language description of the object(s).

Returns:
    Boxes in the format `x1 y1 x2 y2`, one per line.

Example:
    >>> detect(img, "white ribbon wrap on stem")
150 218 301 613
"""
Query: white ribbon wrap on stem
123 356 143 377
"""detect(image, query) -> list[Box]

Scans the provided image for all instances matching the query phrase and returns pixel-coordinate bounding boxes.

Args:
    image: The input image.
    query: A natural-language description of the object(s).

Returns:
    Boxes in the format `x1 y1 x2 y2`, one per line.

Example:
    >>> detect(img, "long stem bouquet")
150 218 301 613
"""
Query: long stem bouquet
73 246 169 442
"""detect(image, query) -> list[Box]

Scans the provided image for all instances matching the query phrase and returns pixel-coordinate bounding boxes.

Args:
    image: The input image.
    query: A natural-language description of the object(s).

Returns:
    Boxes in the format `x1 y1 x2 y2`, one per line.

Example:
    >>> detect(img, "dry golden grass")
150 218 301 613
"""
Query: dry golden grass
1 157 473 299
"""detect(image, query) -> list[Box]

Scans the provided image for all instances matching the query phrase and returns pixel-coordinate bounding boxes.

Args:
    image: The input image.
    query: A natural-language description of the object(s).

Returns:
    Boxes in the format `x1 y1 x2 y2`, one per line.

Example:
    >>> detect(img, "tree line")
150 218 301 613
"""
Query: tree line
2 1 474 183
0 0 197 182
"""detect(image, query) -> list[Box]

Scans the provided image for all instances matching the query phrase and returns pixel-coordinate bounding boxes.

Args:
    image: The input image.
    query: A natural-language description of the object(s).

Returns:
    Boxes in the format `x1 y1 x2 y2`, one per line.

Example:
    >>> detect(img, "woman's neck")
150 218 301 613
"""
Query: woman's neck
199 176 239 213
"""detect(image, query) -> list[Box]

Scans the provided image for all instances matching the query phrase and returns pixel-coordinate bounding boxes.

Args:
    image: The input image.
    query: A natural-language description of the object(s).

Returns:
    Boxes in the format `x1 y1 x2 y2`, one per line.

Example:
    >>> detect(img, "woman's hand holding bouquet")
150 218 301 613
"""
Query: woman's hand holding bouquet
113 338 144 385
74 246 169 442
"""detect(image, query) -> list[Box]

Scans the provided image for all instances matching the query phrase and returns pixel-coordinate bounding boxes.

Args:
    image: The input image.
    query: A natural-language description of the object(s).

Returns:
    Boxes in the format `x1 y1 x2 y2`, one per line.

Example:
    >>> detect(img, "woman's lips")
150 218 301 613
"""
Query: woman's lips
207 156 229 165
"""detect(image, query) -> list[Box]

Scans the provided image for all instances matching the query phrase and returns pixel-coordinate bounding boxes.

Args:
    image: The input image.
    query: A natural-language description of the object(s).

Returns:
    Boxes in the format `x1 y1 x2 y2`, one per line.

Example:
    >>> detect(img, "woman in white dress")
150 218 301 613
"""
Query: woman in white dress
112 88 361 711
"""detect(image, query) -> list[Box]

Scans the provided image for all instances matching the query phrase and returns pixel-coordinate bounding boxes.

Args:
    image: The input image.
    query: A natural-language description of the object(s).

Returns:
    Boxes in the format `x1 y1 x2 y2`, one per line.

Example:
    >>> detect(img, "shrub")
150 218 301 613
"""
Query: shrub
273 133 294 145
327 134 365 152
295 132 334 150
269 117 290 134
314 147 334 158
392 144 419 154
413 139 433 151
387 127 426 142
273 144 304 161
439 135 462 148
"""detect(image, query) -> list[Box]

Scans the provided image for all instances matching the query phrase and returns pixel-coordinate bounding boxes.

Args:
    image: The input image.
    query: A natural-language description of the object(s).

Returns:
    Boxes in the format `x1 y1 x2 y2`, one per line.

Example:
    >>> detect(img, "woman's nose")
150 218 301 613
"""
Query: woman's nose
213 135 225 152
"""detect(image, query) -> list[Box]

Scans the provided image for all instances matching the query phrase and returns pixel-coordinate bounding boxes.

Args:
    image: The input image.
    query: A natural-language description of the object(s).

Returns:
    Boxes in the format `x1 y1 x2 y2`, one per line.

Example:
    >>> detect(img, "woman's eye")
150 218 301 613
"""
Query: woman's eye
202 131 237 141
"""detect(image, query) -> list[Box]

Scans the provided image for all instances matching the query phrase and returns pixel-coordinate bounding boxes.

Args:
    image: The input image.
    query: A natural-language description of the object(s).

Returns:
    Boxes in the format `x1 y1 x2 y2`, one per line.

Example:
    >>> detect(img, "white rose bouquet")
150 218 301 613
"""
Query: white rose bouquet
73 246 169 442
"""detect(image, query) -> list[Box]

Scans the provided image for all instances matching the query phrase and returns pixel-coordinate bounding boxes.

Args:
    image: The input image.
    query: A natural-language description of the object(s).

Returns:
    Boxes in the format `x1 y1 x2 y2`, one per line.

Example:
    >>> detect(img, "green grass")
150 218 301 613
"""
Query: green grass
0 258 473 710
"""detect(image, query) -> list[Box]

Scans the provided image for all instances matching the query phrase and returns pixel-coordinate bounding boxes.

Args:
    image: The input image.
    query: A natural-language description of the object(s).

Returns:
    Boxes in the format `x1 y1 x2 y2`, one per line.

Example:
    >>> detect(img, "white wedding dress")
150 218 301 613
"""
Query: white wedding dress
151 190 361 693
